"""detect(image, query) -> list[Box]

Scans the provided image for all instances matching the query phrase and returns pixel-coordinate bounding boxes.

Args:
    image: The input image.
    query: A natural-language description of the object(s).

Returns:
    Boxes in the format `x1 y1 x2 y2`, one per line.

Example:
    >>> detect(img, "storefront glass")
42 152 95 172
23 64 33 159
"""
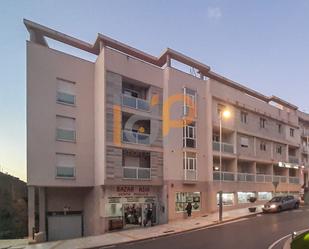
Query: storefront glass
237 192 256 204
175 192 201 212
258 192 272 201
216 192 234 206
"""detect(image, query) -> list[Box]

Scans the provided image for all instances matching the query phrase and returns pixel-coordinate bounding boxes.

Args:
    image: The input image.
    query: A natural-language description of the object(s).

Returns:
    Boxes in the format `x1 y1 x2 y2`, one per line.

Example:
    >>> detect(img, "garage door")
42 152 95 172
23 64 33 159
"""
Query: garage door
47 214 82 241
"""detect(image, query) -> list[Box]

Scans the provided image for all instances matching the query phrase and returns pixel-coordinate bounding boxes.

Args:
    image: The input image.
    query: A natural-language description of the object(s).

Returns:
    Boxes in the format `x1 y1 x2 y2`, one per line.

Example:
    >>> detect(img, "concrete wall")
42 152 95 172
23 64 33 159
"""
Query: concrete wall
27 42 94 187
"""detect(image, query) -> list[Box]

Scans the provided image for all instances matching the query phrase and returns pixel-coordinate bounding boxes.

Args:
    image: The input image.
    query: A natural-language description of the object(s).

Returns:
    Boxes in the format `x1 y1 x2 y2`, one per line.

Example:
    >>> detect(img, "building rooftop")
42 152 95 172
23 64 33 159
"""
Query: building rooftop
24 18 298 111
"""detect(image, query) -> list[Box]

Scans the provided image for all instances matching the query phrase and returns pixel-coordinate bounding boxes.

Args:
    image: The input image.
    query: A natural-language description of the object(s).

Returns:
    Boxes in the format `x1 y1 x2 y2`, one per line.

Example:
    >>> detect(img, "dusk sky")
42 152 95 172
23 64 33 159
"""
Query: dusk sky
1 0 309 181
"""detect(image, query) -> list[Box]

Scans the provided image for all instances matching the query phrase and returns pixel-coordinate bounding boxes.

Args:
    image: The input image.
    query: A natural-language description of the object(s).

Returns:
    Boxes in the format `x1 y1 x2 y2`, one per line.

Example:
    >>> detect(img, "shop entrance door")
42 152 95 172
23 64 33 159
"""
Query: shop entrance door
142 203 157 226
123 203 142 228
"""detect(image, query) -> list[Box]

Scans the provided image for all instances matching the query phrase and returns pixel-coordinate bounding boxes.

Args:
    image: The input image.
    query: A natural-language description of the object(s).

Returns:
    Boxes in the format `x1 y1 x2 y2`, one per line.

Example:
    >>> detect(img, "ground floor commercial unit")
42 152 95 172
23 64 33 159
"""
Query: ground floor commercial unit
28 181 301 241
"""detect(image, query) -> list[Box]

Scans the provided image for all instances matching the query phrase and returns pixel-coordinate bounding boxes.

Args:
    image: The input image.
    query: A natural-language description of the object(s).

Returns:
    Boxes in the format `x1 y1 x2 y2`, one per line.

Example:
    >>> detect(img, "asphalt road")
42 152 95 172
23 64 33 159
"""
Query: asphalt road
105 207 309 249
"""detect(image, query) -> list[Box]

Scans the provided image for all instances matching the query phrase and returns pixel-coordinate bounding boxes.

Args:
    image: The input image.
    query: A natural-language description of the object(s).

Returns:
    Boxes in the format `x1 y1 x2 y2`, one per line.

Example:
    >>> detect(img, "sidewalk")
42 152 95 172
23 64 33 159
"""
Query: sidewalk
6 206 262 249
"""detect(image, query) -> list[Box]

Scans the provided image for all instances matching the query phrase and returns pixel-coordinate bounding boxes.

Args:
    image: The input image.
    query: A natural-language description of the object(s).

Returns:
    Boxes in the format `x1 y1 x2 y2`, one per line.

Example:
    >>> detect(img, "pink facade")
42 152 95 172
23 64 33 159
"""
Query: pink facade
25 19 309 242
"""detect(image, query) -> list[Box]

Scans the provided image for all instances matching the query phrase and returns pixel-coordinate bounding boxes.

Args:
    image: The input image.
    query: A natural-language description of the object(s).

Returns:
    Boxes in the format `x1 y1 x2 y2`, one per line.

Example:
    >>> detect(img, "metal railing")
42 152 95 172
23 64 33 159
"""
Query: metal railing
184 169 197 181
122 130 150 145
123 167 151 179
302 129 309 137
213 172 299 184
237 173 255 182
122 94 150 111
213 171 235 181
289 177 300 184
212 141 234 154
289 156 299 164
273 175 288 183
255 174 273 183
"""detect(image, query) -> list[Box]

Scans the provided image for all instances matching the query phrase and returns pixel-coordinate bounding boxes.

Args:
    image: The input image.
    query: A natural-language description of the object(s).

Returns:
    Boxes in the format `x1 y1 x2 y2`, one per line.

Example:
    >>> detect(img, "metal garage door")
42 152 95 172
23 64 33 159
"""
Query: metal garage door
47 214 82 241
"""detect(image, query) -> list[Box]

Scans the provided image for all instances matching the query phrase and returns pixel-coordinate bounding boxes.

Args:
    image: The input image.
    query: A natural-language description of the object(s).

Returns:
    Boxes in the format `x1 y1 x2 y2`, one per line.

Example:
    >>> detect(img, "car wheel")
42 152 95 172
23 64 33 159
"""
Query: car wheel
277 206 282 212
294 203 299 209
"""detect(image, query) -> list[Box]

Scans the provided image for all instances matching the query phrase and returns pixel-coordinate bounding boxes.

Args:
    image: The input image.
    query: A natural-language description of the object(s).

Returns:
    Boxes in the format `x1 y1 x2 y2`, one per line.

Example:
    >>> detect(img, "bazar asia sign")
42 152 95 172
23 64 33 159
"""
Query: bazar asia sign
116 186 151 196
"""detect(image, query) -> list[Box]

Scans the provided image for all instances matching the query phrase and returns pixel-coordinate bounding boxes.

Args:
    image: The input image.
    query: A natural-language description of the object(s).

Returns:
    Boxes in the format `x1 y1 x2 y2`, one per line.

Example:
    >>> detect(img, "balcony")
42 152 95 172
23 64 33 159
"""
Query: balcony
302 129 309 137
122 130 150 145
289 177 300 184
213 173 299 184
122 94 149 111
213 171 235 181
273 175 288 183
255 174 273 183
237 173 255 182
123 167 151 180
289 156 299 164
213 141 234 154
184 169 197 181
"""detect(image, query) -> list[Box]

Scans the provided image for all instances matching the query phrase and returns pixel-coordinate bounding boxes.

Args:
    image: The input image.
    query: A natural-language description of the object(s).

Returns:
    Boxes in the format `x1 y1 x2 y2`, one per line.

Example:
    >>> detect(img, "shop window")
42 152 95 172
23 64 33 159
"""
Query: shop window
258 192 272 201
237 192 256 204
175 192 200 212
216 192 234 206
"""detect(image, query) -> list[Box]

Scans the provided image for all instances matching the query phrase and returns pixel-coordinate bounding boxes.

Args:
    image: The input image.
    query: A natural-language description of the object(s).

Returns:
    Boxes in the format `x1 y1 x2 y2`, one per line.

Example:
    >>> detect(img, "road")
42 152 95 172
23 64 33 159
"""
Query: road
106 207 309 249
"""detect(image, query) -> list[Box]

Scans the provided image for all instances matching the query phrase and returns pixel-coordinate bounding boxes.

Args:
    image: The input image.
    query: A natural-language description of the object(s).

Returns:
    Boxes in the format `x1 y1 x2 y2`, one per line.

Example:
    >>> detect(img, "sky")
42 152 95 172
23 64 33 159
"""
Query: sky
1 0 309 181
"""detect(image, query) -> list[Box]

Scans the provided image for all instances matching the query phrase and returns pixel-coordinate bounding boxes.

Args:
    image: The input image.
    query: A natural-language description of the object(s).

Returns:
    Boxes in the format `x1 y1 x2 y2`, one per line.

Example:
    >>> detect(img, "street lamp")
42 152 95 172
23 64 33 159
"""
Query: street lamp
218 109 231 222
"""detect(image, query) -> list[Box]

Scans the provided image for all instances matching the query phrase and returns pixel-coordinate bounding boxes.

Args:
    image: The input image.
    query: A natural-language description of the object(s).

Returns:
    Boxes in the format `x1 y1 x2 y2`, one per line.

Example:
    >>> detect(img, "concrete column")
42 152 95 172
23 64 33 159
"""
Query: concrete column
286 144 289 161
166 54 171 67
28 186 35 240
38 187 46 237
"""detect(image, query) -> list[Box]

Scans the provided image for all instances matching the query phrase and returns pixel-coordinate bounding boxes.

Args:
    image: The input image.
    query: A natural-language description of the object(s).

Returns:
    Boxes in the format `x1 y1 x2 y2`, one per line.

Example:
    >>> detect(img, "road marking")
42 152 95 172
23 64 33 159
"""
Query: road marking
268 234 291 249
268 229 309 249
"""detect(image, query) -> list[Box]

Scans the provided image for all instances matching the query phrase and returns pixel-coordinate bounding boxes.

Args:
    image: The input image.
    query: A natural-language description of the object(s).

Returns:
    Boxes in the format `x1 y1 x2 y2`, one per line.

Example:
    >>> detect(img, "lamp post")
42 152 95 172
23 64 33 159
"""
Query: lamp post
218 109 231 222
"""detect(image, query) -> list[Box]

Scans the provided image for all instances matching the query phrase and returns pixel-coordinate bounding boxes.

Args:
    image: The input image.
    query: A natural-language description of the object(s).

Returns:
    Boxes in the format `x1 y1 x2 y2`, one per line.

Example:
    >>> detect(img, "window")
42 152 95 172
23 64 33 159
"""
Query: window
240 111 248 124
278 124 282 133
217 103 226 115
290 128 294 137
183 87 196 117
240 137 249 148
213 134 219 142
175 192 201 212
56 78 76 105
276 145 282 154
56 153 75 178
260 141 266 151
216 192 234 206
183 121 196 148
183 152 197 170
237 192 256 204
123 89 139 98
258 192 272 201
260 117 266 128
56 116 76 142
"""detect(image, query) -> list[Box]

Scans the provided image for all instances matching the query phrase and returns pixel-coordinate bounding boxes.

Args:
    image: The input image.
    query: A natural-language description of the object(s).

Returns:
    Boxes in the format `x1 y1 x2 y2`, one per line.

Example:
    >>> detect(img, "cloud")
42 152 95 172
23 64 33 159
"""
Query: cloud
207 7 222 20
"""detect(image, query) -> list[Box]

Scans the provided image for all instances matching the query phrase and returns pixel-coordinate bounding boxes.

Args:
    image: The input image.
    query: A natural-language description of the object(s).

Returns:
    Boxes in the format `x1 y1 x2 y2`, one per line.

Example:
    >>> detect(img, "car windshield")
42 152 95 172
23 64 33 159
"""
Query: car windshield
270 197 283 202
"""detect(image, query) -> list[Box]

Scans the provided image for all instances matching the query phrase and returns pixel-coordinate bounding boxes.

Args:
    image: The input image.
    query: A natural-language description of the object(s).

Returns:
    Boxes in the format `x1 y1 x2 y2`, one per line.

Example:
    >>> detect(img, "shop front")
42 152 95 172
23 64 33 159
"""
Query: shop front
104 185 162 231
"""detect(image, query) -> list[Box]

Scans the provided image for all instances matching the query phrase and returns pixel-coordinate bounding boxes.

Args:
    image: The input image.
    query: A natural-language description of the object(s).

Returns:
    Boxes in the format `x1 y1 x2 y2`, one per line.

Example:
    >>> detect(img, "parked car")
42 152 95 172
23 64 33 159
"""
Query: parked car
262 195 300 213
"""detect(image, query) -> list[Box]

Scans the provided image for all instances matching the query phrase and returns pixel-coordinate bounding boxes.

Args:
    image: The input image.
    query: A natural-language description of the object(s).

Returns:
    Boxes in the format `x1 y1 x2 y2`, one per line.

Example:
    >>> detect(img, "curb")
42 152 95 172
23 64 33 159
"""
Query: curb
90 211 262 249
282 229 309 249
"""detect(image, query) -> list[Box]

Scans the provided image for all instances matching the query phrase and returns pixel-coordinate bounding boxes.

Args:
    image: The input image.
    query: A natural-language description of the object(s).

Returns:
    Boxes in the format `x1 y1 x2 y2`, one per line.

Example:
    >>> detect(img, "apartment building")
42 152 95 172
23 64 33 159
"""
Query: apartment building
25 19 308 242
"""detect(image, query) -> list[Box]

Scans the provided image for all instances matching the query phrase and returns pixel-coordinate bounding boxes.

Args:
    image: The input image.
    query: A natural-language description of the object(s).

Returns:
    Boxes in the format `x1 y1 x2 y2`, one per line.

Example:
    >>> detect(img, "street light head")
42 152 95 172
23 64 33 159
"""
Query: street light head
222 110 231 119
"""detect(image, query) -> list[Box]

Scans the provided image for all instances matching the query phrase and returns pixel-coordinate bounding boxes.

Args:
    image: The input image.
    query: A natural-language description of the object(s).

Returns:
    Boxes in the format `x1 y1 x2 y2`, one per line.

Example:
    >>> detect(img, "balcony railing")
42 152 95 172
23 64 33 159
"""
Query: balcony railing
237 173 255 182
289 156 299 164
123 167 151 180
273 175 288 183
256 174 273 183
302 129 309 137
184 169 197 181
289 177 300 184
122 130 150 145
212 141 234 154
122 95 150 111
213 172 299 184
213 171 235 181
302 147 309 154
